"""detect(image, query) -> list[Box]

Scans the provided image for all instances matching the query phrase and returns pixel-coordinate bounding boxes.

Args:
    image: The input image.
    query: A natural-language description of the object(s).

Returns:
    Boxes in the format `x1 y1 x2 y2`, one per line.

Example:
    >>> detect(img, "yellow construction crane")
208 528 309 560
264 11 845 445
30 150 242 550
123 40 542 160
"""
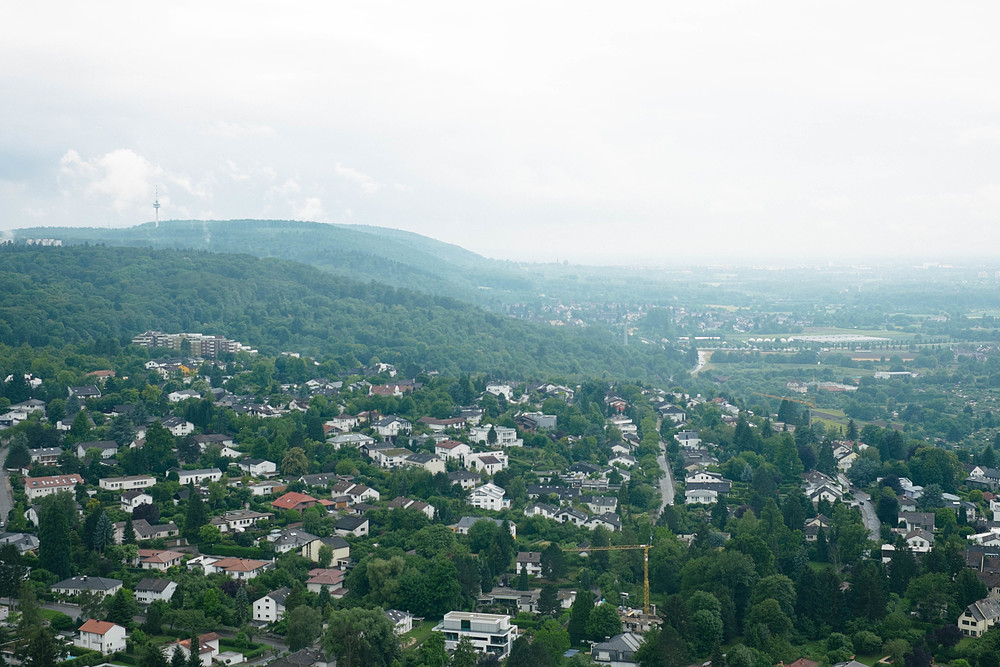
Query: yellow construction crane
562 544 653 614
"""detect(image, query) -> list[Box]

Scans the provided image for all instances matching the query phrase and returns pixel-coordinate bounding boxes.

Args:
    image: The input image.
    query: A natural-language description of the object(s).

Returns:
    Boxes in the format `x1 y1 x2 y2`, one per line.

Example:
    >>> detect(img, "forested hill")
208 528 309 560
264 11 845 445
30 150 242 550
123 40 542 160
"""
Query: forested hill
0 245 686 381
13 220 533 304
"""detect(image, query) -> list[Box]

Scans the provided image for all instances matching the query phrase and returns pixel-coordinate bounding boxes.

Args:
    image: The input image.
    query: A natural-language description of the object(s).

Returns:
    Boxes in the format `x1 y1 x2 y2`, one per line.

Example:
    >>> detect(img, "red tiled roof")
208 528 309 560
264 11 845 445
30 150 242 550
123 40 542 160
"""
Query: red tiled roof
79 619 118 635
271 491 318 510
212 557 269 572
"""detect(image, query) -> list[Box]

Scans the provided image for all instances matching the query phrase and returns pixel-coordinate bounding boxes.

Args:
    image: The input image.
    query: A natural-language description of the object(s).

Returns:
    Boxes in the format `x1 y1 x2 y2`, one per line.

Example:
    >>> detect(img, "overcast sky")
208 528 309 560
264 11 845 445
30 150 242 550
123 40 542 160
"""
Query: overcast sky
2 2 999 264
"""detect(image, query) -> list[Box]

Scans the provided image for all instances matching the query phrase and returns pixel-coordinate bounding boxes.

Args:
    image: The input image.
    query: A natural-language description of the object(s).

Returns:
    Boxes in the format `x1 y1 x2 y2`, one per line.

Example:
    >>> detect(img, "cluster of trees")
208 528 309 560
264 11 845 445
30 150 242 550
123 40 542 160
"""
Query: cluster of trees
0 245 687 382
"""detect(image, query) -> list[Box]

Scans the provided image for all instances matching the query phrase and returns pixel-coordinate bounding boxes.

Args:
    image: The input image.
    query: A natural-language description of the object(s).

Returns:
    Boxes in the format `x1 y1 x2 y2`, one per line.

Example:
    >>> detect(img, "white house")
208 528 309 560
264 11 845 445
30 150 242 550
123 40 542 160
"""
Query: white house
373 416 411 438
75 620 127 654
100 475 156 491
161 417 195 437
253 587 290 623
959 597 1000 637
135 577 177 604
211 509 274 533
434 612 515 659
516 552 542 576
76 440 119 459
52 576 122 598
484 384 515 401
404 453 447 475
168 389 202 403
121 491 154 513
174 468 223 485
905 529 934 553
469 425 522 448
25 474 84 501
469 483 511 511
466 452 509 476
166 633 221 667
386 609 415 634
371 448 416 469
448 471 482 490
137 549 185 570
196 557 270 580
435 440 472 461
330 482 380 504
238 458 278 477
685 488 718 505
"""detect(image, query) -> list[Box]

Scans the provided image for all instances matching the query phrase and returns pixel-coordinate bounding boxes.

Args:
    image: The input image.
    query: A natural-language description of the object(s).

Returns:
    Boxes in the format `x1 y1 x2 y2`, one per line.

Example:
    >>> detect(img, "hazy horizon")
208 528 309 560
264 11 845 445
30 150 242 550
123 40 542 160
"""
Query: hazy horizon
3 2 1000 265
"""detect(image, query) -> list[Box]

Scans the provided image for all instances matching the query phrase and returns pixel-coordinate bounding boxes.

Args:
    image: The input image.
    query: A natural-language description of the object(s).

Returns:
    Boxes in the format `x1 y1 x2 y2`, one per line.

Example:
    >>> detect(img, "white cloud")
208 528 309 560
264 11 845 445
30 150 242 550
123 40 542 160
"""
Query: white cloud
58 148 210 218
59 148 160 212
294 197 324 220
205 121 277 138
335 163 383 195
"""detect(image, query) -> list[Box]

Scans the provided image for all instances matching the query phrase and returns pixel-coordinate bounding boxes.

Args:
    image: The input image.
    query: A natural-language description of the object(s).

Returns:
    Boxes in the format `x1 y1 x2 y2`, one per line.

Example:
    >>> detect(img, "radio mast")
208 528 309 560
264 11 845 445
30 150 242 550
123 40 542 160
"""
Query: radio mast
153 188 161 227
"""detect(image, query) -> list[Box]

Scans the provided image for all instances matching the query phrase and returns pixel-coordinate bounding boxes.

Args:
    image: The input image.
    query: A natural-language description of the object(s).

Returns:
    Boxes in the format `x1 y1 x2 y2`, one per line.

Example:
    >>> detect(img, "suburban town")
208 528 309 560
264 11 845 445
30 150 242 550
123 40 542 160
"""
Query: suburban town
2 323 1000 667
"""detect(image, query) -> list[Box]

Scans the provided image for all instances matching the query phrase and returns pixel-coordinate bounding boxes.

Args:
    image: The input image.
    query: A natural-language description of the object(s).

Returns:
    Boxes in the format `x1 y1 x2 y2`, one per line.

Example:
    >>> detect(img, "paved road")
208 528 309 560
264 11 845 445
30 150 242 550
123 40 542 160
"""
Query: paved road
840 473 881 540
657 440 675 510
853 487 881 540
0 447 13 527
691 351 708 376
41 601 84 620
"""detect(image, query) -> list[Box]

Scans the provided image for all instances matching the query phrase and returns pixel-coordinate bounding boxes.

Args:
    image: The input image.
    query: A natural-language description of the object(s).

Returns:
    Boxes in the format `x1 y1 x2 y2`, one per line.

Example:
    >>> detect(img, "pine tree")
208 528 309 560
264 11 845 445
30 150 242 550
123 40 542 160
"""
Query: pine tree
234 587 250 626
123 517 137 545
184 485 205 539
568 592 593 644
92 511 115 552
23 628 61 667
538 584 560 616
817 440 837 476
38 494 72 578
186 636 202 667
139 645 169 667
171 646 186 667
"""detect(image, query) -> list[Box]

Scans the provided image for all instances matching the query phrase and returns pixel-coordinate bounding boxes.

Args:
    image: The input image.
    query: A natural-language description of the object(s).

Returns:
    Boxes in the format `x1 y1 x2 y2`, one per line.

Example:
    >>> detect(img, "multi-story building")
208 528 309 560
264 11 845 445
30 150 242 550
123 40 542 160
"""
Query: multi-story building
25 474 84 500
100 475 156 492
469 483 511 511
131 331 252 358
433 612 515 659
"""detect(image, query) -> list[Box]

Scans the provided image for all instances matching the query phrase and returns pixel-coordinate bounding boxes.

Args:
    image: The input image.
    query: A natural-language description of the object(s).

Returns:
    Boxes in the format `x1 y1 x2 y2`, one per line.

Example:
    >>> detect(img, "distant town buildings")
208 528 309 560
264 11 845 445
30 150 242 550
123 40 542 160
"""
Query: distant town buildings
131 331 254 357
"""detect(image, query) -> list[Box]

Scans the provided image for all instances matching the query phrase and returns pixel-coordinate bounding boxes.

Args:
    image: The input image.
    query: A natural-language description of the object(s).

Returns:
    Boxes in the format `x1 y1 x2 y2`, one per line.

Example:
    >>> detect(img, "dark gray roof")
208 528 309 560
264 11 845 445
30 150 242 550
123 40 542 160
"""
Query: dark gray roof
320 535 349 549
335 516 368 530
265 649 329 667
136 577 174 592
52 576 122 592
266 587 291 606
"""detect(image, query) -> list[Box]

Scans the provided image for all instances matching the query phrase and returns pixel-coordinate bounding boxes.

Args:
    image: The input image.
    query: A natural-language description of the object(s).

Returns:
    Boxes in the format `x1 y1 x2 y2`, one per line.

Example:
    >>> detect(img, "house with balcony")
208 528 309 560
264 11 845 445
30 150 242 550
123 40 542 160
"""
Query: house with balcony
433 612 515 659
135 577 177 604
75 620 127 654
469 483 511 511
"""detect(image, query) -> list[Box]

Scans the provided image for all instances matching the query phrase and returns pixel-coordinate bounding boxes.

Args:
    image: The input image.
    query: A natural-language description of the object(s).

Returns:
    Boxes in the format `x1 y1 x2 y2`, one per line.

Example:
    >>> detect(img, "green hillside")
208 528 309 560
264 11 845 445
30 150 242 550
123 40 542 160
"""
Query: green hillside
0 244 685 382
13 220 533 303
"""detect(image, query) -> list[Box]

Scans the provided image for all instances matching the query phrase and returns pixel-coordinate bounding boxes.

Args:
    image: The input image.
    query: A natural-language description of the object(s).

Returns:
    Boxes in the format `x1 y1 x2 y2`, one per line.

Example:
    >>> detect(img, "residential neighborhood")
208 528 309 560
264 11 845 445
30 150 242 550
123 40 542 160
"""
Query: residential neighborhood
1 331 999 667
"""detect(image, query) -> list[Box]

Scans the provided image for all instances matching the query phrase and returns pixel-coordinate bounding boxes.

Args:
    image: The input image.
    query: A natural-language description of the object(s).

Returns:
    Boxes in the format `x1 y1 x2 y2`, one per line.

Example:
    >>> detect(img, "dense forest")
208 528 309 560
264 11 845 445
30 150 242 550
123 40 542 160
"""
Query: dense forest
0 245 687 383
